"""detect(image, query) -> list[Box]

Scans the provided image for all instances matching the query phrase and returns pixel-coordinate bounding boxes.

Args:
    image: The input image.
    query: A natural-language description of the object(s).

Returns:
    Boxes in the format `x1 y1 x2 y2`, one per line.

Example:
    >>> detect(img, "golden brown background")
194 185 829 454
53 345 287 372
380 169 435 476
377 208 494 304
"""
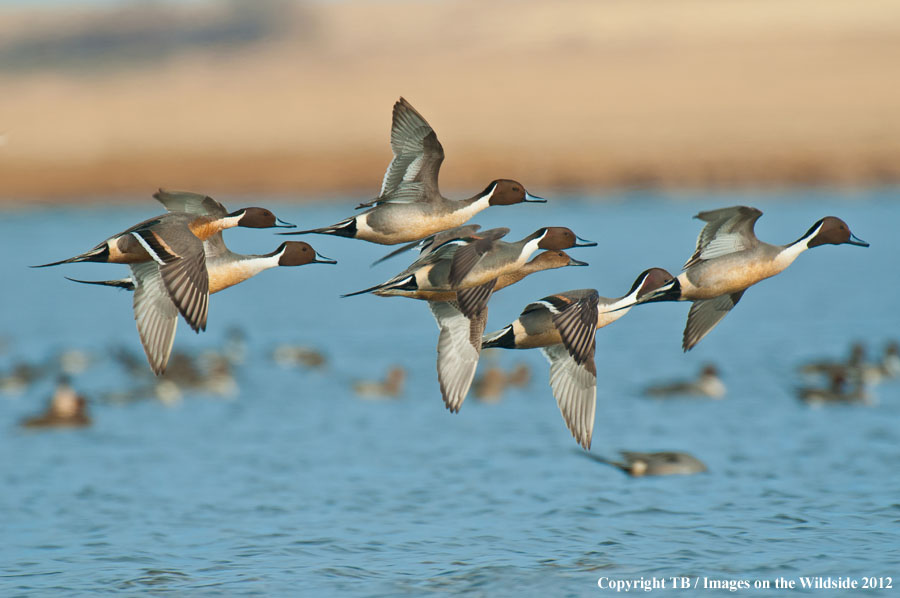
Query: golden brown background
2 0 899 201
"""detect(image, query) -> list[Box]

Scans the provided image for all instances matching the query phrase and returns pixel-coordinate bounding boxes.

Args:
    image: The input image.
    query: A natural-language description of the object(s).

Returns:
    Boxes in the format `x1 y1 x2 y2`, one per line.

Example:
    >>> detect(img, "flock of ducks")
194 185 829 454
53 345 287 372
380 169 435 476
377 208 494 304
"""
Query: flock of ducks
28 97 871 462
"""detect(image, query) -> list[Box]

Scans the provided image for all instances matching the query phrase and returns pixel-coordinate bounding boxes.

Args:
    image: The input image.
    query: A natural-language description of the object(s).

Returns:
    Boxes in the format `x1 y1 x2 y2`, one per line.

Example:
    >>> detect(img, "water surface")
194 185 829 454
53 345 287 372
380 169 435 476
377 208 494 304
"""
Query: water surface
2 189 898 596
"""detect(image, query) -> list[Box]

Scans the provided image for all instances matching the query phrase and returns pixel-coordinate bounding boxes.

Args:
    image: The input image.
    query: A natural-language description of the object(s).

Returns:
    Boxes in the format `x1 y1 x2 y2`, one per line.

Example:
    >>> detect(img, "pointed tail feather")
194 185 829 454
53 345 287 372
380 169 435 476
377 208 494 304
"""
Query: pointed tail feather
279 217 357 239
370 238 423 266
66 276 135 291
341 274 415 298
32 244 109 268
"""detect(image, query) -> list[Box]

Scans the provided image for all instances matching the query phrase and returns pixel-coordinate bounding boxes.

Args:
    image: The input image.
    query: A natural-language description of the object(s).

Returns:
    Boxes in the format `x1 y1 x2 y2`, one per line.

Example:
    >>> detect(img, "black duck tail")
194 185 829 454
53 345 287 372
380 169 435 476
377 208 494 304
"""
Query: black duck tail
66 276 135 291
482 325 515 349
32 243 110 268
280 217 358 239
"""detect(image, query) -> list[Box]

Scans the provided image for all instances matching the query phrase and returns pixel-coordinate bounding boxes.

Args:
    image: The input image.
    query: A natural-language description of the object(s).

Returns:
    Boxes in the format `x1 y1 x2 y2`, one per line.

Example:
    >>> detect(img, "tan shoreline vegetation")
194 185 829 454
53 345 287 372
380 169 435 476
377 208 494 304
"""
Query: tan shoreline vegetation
1 0 899 202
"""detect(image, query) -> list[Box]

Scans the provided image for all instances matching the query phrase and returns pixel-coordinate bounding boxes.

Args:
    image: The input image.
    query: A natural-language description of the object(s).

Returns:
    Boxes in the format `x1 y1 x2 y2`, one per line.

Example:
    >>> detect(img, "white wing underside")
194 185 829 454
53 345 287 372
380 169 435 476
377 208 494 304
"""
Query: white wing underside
131 261 178 375
696 233 754 262
429 301 482 413
542 344 597 449
380 121 433 198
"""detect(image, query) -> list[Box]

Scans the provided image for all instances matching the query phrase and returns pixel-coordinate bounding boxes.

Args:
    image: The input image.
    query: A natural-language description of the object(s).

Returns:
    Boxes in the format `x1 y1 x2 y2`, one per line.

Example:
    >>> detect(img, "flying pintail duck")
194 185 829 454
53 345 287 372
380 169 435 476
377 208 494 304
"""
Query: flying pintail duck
281 98 545 245
415 249 587 412
644 364 726 399
345 227 596 301
585 451 708 477
33 189 295 336
67 239 334 375
344 227 594 412
634 206 869 351
481 268 674 449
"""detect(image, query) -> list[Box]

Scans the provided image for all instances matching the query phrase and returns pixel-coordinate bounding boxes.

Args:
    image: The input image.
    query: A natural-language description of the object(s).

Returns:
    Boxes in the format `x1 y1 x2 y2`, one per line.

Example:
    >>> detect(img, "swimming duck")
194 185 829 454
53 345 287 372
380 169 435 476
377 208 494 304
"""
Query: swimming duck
33 189 295 335
0 362 45 395
863 341 900 383
586 451 708 477
353 366 407 399
797 371 872 406
644 364 726 399
635 207 868 351
282 98 545 245
798 342 867 379
20 377 91 429
473 361 531 402
67 237 334 375
271 345 328 369
482 268 674 449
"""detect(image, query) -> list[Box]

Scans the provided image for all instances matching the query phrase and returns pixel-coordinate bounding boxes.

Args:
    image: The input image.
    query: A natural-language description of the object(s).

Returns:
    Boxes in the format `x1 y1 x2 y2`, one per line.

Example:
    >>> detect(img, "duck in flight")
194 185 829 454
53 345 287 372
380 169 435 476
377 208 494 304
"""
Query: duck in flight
344 226 594 412
634 206 868 351
32 189 295 337
282 98 545 245
481 268 674 449
54 190 322 374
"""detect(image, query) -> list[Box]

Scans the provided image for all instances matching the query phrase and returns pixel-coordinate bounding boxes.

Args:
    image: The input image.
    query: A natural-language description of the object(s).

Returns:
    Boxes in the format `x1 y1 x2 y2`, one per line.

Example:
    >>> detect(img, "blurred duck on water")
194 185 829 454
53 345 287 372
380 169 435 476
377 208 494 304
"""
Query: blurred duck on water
472 359 531 403
0 362 45 395
798 342 867 378
272 344 327 369
585 451 708 477
482 268 674 449
798 341 899 386
644 364 726 399
634 207 868 351
59 190 333 375
20 377 91 429
353 366 406 399
797 371 873 406
283 98 545 246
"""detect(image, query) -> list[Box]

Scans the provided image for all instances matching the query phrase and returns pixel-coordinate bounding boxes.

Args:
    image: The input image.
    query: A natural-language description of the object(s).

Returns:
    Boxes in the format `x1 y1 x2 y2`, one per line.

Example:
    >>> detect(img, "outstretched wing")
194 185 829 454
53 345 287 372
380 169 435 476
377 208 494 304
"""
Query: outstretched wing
357 98 445 209
153 189 228 218
130 219 209 333
131 261 178 375
542 343 597 450
684 206 763 269
447 228 510 288
682 290 745 351
430 300 485 413
551 290 600 366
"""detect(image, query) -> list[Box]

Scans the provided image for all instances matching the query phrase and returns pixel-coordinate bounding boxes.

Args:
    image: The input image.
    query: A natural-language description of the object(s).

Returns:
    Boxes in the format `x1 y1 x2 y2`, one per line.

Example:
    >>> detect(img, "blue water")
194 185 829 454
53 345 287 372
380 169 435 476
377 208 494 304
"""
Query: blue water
2 189 899 596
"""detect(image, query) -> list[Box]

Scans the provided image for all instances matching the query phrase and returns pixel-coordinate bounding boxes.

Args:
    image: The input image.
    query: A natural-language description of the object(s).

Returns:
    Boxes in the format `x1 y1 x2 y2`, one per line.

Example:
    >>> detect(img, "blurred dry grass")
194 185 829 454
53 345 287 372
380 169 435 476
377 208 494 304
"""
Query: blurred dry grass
1 0 899 201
